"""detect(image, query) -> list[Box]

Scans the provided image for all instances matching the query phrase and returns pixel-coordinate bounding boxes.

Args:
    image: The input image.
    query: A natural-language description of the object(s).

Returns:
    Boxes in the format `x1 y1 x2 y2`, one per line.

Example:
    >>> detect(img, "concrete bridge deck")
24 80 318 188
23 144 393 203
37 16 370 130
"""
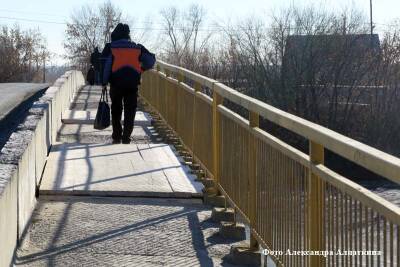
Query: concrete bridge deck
14 86 247 266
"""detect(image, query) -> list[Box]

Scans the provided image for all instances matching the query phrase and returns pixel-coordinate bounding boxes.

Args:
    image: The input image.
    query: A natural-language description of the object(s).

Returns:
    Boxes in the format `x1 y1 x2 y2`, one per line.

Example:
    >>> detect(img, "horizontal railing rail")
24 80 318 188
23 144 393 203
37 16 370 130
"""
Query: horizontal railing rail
140 60 400 266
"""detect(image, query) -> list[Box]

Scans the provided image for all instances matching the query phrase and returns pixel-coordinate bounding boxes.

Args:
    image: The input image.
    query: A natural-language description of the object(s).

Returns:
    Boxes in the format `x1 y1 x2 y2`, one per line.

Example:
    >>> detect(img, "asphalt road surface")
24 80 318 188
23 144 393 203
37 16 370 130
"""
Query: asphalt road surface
0 83 49 120
0 83 49 150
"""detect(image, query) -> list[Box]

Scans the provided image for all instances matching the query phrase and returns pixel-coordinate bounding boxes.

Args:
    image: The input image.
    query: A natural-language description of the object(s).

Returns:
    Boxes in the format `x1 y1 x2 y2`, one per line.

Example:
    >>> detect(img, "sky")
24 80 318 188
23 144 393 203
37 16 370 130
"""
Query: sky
1 0 399 65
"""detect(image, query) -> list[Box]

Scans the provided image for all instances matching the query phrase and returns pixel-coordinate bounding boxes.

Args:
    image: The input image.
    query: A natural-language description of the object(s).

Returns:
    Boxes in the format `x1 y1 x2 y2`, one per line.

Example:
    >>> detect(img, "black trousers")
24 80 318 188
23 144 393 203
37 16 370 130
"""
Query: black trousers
109 85 137 140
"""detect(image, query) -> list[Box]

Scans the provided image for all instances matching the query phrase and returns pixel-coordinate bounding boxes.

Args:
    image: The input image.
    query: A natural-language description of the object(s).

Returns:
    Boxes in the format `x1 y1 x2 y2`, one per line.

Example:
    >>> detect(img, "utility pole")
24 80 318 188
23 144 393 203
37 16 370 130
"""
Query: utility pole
42 52 45 83
370 0 374 47
370 0 373 35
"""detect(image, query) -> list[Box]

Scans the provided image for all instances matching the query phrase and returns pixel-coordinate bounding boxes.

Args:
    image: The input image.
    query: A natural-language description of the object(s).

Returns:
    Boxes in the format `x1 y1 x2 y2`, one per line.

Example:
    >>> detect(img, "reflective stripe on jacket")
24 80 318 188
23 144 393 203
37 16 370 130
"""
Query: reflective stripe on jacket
111 47 142 74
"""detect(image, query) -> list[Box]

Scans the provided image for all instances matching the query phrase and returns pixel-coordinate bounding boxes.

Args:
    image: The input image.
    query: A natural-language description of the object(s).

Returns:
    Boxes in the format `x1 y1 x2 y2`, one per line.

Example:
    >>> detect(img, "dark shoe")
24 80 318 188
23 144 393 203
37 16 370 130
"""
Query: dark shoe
112 138 121 144
122 138 131 144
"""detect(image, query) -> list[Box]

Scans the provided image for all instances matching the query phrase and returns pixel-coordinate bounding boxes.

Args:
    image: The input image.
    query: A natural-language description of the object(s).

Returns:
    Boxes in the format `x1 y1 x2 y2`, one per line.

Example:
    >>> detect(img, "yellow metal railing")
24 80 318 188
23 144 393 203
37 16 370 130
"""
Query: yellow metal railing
140 61 400 266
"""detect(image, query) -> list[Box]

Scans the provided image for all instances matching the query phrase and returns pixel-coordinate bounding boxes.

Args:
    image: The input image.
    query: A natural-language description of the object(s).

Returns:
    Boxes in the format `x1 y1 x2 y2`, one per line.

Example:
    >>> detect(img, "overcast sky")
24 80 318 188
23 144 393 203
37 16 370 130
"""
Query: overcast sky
1 0 399 65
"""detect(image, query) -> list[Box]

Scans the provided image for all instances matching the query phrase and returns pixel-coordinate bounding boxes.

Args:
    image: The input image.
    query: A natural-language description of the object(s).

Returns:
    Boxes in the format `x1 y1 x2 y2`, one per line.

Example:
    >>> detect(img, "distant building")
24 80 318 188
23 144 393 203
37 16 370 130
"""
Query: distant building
282 34 381 86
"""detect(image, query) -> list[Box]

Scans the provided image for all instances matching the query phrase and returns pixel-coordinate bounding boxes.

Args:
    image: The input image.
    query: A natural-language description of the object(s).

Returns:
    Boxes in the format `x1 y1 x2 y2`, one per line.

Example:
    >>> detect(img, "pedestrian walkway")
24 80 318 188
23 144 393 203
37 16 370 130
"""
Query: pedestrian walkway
41 85 203 198
15 197 241 266
14 85 247 266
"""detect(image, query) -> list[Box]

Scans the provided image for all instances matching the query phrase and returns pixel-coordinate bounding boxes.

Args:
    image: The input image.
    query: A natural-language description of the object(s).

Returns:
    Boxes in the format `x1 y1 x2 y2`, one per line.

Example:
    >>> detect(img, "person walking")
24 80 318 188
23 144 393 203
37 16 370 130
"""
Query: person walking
102 23 156 144
90 47 101 85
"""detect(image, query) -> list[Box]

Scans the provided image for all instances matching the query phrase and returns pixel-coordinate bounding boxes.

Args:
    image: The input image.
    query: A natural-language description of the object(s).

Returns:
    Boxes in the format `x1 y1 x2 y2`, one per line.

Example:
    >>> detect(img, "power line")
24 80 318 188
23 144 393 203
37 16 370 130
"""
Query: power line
0 16 67 25
0 15 225 32
0 15 398 33
0 8 68 19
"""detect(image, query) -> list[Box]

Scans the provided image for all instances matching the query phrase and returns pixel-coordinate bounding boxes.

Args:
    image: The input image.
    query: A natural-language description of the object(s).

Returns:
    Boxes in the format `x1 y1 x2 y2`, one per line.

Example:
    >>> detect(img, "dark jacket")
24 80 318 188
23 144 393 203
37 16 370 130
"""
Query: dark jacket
102 39 155 88
90 48 101 70
100 43 111 77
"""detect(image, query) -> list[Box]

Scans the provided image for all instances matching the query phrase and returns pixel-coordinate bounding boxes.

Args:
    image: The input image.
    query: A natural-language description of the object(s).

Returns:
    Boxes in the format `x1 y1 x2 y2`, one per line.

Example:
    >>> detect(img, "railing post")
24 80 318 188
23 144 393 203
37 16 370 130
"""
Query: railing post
192 81 201 155
212 87 223 185
194 82 201 92
249 111 259 249
177 71 184 83
165 69 171 123
171 70 178 129
156 65 161 111
308 141 325 267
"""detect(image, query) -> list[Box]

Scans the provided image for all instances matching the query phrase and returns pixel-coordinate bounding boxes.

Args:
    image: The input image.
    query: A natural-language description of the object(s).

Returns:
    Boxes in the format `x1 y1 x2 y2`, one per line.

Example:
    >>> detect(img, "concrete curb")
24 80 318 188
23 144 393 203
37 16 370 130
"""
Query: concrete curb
39 190 203 199
0 71 85 267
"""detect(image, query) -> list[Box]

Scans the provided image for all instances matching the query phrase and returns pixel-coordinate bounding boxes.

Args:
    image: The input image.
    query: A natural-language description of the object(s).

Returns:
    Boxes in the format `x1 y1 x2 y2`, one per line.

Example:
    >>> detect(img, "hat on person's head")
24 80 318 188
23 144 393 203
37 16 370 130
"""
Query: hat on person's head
123 24 130 36
111 23 130 41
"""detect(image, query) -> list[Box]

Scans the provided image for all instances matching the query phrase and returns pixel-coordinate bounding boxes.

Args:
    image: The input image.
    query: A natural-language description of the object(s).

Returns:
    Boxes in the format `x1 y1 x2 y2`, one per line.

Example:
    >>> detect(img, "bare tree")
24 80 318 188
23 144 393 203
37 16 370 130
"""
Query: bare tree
159 4 212 71
173 5 400 157
128 15 154 46
0 25 48 82
99 1 122 43
64 1 122 70
160 6 180 62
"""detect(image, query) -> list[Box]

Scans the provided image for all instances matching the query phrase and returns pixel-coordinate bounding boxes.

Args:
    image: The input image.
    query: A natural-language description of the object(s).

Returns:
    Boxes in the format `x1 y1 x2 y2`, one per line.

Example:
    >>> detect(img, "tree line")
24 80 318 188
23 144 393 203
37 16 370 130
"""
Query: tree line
0 25 49 83
159 5 400 160
65 2 400 162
